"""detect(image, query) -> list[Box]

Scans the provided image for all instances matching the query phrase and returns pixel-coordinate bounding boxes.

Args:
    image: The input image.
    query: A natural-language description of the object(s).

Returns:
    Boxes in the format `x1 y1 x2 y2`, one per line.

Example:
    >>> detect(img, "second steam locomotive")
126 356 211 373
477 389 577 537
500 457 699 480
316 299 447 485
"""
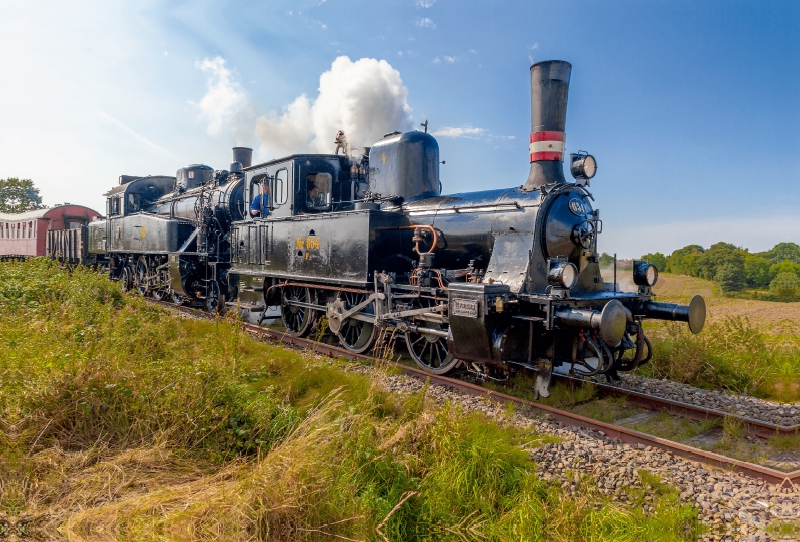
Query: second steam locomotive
87 60 706 396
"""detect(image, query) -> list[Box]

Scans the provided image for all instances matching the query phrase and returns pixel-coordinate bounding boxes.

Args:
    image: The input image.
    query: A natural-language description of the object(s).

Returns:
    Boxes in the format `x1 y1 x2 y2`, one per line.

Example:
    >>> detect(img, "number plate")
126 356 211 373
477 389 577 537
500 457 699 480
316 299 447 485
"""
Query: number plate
452 298 478 318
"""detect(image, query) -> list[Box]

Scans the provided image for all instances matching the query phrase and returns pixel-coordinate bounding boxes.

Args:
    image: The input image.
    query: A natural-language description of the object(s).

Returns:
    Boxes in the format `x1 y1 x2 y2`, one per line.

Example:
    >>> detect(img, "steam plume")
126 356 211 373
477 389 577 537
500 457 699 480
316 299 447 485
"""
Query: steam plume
256 56 413 156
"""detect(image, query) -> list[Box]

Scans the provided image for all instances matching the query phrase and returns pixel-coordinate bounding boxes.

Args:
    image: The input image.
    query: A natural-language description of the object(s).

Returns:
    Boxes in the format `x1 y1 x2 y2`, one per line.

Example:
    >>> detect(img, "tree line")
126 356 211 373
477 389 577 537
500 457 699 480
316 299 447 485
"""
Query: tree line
637 242 800 301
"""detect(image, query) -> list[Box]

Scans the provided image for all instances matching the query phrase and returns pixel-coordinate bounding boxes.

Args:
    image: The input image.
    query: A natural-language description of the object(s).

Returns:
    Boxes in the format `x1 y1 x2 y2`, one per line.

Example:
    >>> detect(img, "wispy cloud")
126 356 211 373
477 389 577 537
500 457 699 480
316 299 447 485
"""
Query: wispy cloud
192 56 249 138
416 17 436 29
527 43 539 63
432 126 485 138
97 110 173 156
416 0 435 7
431 125 515 141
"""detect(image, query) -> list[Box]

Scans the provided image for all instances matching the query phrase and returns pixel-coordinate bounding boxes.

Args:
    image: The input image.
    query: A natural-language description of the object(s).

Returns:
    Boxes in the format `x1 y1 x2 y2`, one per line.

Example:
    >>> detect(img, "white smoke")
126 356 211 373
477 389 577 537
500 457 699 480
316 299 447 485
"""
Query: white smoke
194 56 249 138
256 56 413 156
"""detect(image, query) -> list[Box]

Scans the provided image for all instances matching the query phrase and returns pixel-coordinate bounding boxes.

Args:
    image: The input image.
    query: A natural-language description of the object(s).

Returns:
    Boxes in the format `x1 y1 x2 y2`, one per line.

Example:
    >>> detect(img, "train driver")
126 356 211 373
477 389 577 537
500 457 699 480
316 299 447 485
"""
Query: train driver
250 183 269 217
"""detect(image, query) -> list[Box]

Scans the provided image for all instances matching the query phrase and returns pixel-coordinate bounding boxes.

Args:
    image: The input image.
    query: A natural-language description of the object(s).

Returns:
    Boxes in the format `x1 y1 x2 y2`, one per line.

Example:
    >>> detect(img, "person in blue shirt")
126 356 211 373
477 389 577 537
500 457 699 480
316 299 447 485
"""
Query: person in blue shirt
250 184 269 217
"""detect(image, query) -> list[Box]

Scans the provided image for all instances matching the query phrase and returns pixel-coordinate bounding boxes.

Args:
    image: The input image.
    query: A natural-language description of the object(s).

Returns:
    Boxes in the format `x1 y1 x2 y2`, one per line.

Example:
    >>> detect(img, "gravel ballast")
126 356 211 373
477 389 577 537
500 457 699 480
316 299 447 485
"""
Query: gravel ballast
374 370 800 542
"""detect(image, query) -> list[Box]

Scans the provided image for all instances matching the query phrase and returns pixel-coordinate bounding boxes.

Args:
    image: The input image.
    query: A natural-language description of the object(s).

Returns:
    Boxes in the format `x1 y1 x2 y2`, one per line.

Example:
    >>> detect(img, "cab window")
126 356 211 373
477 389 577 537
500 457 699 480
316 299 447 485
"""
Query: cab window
108 197 121 216
126 193 140 213
274 168 289 205
306 173 331 211
249 176 266 218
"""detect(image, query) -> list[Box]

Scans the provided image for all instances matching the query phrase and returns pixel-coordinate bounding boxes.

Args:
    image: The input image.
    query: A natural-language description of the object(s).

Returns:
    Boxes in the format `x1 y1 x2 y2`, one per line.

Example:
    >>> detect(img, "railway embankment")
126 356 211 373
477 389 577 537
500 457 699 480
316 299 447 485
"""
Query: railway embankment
2 259 799 540
0 259 701 540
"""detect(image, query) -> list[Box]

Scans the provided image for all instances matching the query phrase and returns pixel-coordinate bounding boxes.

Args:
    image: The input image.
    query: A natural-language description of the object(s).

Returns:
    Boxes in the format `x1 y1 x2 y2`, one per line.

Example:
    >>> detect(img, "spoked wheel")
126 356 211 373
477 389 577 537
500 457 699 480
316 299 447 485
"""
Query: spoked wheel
205 280 223 313
120 266 134 292
280 285 316 337
328 291 377 354
570 336 614 377
151 263 170 301
404 297 457 375
135 257 149 296
615 335 653 372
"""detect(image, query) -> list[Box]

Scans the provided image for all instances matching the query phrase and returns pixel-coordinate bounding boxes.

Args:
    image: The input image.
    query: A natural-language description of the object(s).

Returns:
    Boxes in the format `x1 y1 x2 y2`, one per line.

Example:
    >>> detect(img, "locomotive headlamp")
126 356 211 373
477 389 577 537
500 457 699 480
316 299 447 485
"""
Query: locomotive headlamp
570 152 597 185
548 261 578 289
633 261 659 287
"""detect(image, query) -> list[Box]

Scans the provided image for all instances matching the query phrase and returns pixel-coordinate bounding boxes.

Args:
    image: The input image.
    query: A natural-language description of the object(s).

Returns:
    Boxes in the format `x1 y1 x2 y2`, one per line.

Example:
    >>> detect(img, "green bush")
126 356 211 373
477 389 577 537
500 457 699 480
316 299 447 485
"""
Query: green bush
770 272 800 301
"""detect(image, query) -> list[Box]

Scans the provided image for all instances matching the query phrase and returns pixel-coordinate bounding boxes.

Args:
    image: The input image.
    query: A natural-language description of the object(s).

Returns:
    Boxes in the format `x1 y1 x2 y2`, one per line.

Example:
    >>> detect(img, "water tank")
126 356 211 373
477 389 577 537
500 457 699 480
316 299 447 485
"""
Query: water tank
368 131 440 202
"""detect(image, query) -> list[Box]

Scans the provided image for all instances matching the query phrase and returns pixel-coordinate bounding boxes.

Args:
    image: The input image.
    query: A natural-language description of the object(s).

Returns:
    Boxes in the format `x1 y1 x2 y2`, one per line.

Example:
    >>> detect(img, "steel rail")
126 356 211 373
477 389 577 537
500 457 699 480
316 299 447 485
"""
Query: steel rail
553 374 799 438
148 298 800 486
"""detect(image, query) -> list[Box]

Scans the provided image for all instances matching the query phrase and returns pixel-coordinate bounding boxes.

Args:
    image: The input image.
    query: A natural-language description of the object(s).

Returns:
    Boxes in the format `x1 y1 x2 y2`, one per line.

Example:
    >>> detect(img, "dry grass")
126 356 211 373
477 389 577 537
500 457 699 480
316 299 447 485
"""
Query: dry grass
653 273 800 334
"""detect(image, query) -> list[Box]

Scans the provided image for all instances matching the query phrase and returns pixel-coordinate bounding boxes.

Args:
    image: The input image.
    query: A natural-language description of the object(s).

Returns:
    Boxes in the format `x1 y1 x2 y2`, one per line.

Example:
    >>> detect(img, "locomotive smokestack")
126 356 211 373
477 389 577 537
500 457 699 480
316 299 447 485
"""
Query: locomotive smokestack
523 60 572 191
232 147 253 168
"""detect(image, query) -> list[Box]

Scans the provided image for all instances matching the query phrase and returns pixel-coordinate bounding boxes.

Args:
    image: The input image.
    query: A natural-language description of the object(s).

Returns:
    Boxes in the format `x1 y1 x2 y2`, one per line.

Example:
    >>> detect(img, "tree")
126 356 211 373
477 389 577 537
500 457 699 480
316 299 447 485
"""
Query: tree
770 272 800 301
715 262 745 292
769 260 800 280
759 242 800 265
599 253 614 267
0 178 44 213
696 242 744 281
665 245 704 275
640 252 667 272
743 254 772 288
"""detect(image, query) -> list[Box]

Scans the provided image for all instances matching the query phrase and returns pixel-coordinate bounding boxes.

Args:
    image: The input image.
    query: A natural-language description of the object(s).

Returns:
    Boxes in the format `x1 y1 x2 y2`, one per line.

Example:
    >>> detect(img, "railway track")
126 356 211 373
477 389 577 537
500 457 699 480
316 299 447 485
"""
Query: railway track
148 298 800 487
554 374 800 438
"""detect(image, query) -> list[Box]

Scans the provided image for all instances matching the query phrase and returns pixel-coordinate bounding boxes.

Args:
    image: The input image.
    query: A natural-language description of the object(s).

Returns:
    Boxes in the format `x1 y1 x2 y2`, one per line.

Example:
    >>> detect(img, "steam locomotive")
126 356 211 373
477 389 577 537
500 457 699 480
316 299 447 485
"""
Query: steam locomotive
87 60 705 397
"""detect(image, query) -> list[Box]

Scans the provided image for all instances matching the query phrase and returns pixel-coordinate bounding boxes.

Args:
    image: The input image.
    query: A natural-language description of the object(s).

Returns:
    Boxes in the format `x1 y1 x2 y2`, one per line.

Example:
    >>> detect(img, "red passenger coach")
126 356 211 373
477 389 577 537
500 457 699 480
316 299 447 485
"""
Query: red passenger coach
0 204 101 259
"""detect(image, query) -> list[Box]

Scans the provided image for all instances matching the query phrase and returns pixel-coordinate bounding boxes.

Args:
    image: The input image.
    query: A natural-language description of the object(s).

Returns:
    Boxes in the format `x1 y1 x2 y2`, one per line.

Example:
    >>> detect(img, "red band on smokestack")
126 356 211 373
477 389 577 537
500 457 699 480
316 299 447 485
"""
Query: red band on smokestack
529 131 565 162
530 131 565 143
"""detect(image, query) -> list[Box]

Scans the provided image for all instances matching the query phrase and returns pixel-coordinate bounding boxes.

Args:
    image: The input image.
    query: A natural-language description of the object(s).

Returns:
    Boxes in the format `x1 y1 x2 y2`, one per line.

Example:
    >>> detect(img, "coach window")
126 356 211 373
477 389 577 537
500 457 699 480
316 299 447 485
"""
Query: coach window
306 173 331 211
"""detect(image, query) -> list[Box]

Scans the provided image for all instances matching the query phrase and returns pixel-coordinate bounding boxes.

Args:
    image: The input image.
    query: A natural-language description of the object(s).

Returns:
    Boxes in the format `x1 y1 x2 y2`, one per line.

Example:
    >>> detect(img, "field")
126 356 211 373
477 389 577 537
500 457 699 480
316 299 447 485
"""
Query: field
0 259 701 541
644 273 799 402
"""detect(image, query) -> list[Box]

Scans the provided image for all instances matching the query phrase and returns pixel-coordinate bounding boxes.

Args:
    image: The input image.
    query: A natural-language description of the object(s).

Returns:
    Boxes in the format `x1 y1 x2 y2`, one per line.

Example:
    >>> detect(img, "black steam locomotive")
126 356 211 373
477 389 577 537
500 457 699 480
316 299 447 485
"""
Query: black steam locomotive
88 60 705 396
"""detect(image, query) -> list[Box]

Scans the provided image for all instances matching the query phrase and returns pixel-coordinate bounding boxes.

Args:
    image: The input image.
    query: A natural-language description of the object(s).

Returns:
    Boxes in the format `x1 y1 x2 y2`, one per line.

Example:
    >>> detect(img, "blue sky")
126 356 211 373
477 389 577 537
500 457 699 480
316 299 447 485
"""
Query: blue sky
1 0 797 257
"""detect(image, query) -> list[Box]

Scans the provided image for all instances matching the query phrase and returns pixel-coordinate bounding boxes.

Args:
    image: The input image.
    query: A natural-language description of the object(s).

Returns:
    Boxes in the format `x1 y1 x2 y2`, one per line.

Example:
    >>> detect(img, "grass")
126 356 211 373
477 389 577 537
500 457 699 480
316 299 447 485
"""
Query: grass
641 273 800 402
0 258 702 540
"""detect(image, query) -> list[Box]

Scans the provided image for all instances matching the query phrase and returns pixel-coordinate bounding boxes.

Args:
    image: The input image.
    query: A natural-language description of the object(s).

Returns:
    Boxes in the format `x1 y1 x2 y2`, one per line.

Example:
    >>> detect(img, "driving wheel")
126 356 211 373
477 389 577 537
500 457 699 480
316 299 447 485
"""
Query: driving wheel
280 285 315 337
328 291 377 354
120 266 134 292
135 257 149 296
404 297 457 374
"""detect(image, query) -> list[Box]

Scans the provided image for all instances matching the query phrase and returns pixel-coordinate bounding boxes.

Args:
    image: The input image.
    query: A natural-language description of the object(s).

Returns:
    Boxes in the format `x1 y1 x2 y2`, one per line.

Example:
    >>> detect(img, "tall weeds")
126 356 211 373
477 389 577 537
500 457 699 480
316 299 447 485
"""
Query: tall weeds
1 260 700 540
641 316 800 401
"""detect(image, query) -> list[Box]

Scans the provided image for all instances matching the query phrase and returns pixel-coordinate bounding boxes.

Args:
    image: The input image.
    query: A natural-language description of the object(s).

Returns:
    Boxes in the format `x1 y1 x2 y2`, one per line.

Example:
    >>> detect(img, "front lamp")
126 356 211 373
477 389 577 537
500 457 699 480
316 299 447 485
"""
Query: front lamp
633 261 659 286
570 152 597 185
548 261 578 289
